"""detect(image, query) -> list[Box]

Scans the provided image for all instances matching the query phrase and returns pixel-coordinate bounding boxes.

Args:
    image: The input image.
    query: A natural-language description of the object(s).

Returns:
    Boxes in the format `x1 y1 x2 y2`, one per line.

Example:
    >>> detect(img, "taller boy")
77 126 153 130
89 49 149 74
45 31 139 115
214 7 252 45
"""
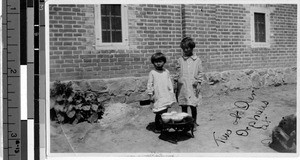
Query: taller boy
176 37 204 129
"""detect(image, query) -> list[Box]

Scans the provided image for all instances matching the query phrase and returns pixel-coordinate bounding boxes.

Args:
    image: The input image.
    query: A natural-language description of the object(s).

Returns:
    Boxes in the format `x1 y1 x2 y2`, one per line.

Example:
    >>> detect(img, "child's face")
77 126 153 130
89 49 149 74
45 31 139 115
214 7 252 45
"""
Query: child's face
153 60 165 70
182 47 193 57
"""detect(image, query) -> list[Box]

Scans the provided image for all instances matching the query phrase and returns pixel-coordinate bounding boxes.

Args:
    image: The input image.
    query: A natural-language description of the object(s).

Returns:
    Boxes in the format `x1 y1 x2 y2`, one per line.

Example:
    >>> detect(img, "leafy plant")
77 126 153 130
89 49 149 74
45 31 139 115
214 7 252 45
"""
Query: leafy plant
50 81 107 124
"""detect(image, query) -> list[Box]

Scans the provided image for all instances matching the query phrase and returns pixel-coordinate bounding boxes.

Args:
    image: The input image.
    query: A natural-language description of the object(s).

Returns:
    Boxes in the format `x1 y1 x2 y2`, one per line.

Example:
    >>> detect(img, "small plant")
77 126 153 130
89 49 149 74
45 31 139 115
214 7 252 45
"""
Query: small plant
50 81 106 124
50 80 73 99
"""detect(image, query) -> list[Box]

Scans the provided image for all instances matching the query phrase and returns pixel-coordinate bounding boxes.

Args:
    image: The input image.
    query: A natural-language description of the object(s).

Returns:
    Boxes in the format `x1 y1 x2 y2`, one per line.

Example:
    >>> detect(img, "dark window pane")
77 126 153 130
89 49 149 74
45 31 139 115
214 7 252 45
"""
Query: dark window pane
254 13 266 42
111 17 121 30
102 31 111 42
111 5 121 16
101 17 110 30
112 31 122 42
101 5 110 15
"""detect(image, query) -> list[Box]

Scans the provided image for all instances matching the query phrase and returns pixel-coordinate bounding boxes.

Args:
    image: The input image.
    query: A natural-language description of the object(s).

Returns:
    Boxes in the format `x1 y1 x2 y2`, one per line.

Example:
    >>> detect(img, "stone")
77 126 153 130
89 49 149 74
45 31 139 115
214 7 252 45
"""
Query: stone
284 73 296 84
268 68 276 76
126 92 149 104
275 68 284 74
238 76 252 89
89 80 108 92
127 102 141 108
273 73 284 85
284 68 292 74
221 71 230 82
251 74 261 89
245 69 254 75
209 72 222 85
265 75 276 86
97 93 111 103
111 96 126 103
136 78 148 92
258 69 268 76
107 78 137 96
72 80 91 91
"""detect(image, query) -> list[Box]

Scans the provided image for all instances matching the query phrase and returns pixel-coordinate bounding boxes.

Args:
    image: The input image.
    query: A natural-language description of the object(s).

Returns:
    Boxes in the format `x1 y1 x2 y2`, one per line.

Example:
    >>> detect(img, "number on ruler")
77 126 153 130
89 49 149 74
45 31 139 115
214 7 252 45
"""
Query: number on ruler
40 4 44 10
10 69 17 74
11 133 17 137
15 140 20 153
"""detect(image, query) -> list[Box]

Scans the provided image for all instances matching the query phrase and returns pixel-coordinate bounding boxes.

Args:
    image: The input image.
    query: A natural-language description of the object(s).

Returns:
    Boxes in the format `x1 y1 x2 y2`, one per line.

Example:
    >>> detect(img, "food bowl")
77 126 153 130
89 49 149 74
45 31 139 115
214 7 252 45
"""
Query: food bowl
172 114 184 122
170 111 177 115
177 112 190 118
161 113 173 123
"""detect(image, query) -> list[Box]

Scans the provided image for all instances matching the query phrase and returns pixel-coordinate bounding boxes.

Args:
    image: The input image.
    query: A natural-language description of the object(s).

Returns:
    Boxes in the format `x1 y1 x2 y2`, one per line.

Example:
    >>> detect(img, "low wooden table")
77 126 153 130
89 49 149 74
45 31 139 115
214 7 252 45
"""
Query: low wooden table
160 116 195 144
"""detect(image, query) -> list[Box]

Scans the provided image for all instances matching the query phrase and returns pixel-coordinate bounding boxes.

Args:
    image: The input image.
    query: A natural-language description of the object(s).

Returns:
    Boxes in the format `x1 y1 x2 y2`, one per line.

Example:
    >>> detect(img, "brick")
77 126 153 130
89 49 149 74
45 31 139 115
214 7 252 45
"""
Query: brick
80 63 97 67
58 12 76 16
61 64 79 68
80 55 96 59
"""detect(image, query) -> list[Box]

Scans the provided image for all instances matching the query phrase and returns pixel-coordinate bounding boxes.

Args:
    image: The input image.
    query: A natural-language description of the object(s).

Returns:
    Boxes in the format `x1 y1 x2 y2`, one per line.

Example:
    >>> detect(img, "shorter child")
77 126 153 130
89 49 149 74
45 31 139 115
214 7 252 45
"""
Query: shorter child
147 52 177 132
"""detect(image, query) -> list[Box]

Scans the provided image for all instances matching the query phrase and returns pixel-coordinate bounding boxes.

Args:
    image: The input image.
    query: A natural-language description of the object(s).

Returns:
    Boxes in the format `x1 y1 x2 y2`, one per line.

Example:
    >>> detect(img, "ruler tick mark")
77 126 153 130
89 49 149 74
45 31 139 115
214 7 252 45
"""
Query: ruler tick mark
7 44 18 46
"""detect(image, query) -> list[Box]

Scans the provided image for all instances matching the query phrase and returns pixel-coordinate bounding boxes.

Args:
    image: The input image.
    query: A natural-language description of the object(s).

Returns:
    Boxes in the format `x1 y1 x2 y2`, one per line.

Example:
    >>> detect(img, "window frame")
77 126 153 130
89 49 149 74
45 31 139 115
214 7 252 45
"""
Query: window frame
94 4 129 49
250 6 270 48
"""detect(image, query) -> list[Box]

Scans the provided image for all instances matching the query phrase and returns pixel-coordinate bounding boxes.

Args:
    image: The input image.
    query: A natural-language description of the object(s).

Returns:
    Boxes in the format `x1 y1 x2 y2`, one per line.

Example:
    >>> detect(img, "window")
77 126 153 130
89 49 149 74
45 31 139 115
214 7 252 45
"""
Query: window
95 4 128 49
250 6 270 48
254 13 266 42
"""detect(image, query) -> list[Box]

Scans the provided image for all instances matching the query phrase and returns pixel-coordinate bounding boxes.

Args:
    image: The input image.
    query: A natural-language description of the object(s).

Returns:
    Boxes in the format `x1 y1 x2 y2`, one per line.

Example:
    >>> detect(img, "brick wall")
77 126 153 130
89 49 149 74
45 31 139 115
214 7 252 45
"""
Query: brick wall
49 4 297 81
49 4 95 80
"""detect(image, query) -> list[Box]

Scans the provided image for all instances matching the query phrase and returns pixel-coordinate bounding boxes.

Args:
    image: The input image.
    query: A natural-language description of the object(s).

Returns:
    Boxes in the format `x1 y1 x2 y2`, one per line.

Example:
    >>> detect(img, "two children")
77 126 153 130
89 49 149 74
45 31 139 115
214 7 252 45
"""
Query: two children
147 37 203 132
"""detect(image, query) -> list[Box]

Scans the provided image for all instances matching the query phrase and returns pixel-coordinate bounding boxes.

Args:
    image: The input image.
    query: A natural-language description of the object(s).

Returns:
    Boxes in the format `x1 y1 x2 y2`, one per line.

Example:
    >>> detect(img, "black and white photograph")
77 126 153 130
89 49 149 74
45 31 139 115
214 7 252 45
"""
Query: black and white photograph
46 0 297 157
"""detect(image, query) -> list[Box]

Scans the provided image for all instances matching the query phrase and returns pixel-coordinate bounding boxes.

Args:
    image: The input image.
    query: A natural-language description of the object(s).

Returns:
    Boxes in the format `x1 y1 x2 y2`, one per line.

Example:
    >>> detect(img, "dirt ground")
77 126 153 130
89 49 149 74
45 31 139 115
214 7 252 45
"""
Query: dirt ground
50 84 296 155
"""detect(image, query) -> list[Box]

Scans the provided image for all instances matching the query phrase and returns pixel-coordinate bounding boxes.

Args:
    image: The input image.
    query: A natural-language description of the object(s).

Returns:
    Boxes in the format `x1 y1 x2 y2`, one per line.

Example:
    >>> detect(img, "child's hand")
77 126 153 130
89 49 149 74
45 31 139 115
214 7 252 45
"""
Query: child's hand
192 81 200 88
149 94 154 102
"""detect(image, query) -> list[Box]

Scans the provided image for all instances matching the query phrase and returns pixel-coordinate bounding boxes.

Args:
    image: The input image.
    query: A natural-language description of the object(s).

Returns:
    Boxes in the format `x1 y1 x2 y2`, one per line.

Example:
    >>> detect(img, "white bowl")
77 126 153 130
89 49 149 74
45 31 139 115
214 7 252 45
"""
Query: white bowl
170 111 177 115
171 115 184 122
162 112 173 116
177 112 190 118
161 114 172 123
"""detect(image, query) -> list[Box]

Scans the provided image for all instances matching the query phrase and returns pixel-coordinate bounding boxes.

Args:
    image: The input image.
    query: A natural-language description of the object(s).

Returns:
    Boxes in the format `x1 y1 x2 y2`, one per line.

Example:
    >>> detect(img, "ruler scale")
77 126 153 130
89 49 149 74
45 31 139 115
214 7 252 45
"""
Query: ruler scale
2 0 21 160
34 0 40 159
3 0 46 159
27 0 35 159
20 0 28 159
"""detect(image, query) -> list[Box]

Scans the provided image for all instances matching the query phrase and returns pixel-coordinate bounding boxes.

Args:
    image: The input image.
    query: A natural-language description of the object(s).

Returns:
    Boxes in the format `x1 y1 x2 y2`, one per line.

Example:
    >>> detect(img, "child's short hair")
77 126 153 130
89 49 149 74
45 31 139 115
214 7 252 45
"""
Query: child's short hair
180 37 195 49
151 52 167 64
